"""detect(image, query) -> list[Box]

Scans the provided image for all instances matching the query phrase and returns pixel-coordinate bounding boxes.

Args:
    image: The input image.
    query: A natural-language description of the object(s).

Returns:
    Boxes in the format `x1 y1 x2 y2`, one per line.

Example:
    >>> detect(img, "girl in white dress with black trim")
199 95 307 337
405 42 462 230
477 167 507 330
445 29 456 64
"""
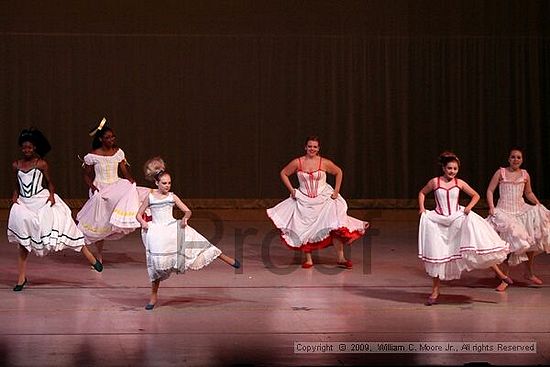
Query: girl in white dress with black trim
136 157 240 310
418 152 509 305
487 147 550 291
7 129 103 291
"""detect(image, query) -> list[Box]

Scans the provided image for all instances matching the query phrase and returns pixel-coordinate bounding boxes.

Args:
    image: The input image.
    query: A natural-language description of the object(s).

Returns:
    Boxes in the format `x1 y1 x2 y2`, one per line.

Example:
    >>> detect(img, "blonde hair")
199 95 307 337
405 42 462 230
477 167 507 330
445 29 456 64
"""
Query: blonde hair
143 156 167 182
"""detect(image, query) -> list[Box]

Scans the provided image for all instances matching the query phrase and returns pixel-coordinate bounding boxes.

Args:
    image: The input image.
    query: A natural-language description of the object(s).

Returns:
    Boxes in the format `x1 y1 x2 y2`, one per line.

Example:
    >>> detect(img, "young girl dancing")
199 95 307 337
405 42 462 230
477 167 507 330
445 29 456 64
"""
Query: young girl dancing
487 147 550 291
418 152 509 305
7 128 102 291
77 118 148 264
136 157 240 310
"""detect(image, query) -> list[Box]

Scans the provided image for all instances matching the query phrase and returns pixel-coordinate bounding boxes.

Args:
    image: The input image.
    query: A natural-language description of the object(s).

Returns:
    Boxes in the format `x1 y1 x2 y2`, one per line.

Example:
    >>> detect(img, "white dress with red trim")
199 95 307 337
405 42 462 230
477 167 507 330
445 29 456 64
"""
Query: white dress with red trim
418 177 509 280
141 193 222 282
266 158 368 252
487 168 550 265
76 149 149 244
7 167 85 256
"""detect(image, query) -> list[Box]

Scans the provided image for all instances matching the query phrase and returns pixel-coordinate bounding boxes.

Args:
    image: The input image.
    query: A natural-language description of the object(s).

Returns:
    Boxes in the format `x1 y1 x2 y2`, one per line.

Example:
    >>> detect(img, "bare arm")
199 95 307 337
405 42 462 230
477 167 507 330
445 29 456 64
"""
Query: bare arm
458 179 480 214
83 164 98 193
280 158 299 198
523 172 541 205
136 195 151 229
119 160 135 183
323 159 343 199
173 194 192 227
38 159 56 206
486 170 501 215
418 178 435 214
11 161 19 204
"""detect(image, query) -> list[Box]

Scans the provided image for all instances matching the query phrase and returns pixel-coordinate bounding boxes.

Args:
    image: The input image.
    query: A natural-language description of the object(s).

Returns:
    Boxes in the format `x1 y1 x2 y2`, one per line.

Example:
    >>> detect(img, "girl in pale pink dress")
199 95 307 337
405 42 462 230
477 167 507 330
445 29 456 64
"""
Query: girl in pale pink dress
418 152 509 305
76 119 148 263
267 136 369 269
8 129 103 291
487 147 550 291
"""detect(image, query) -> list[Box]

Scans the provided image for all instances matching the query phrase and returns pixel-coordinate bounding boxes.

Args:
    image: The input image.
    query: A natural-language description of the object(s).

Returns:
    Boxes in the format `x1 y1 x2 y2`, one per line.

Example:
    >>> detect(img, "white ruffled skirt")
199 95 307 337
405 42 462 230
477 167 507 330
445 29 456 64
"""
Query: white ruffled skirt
7 190 85 256
76 179 149 244
418 208 509 280
142 220 222 282
487 204 550 265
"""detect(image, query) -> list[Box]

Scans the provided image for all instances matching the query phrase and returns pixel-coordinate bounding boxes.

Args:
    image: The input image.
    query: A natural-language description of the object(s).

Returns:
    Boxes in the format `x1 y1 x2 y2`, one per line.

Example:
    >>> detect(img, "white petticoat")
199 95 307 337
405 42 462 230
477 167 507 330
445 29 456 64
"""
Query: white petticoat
142 220 222 282
76 180 149 244
419 208 509 280
487 204 550 266
7 190 85 256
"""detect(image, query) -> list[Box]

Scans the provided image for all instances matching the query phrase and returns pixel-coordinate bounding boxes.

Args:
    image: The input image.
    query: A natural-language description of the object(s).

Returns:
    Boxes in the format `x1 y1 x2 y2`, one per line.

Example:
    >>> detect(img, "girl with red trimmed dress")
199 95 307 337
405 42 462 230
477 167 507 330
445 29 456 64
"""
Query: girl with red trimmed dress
418 152 509 305
266 136 369 269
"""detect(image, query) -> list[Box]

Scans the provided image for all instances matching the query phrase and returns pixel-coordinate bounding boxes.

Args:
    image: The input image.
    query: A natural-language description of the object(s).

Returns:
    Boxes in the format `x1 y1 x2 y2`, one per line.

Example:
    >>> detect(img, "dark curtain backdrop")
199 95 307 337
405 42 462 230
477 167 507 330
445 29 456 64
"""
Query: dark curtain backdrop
1 1 549 206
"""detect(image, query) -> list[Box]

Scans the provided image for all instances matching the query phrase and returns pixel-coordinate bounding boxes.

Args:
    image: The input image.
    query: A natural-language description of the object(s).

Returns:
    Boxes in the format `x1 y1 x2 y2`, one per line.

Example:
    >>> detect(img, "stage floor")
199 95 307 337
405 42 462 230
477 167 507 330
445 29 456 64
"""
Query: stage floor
1 210 549 366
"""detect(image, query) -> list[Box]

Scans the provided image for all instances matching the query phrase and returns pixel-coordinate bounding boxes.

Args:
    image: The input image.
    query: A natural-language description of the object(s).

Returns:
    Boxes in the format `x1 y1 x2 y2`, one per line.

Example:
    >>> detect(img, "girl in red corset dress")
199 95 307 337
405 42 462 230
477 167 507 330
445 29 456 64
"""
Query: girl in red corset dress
418 152 509 305
267 136 369 269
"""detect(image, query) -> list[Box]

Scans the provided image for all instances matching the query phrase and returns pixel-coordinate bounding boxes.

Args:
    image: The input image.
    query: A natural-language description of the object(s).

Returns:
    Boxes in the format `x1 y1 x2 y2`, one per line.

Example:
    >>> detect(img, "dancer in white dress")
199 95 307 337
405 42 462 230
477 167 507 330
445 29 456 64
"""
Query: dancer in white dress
418 152 509 305
267 136 368 269
7 129 103 291
136 157 240 310
487 147 550 291
76 119 148 263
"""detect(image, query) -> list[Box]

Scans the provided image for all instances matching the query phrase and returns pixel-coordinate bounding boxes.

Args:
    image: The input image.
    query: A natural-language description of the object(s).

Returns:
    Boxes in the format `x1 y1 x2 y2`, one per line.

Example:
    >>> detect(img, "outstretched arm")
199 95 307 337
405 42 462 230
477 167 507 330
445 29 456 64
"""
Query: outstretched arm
173 194 192 227
119 160 135 183
136 195 151 229
83 164 98 193
523 172 541 205
280 158 299 198
324 159 343 199
459 179 480 214
11 161 19 204
486 170 501 215
38 159 56 206
418 179 435 215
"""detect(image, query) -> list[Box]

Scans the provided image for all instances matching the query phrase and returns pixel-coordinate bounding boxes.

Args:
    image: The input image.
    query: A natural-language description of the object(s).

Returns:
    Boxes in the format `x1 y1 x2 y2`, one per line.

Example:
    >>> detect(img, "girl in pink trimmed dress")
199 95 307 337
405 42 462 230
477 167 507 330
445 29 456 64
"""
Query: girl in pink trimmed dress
418 152 509 305
487 147 550 291
76 120 148 263
266 136 369 269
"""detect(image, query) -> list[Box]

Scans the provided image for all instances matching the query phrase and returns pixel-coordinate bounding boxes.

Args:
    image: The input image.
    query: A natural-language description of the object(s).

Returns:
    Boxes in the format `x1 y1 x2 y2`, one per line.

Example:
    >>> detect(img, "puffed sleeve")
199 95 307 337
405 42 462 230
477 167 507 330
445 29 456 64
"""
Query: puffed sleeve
83 153 96 166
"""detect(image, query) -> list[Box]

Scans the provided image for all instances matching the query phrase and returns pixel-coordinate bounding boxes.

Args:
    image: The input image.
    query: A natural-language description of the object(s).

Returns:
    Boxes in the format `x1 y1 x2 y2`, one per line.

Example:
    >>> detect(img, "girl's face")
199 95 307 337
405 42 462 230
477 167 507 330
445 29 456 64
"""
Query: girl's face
304 140 320 157
100 130 116 148
156 174 171 194
20 141 35 158
442 161 459 180
508 150 523 170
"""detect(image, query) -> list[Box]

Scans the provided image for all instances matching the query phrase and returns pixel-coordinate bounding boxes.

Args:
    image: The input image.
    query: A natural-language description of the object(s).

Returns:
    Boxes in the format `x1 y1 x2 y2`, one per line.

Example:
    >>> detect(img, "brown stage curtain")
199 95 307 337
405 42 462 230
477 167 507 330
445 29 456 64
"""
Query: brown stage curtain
1 1 549 207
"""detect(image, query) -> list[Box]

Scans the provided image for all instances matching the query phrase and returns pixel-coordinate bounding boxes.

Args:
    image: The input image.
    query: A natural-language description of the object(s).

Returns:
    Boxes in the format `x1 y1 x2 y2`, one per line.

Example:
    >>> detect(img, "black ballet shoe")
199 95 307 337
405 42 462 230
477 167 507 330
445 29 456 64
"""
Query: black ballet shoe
13 278 27 292
92 260 103 273
145 303 155 310
232 259 241 269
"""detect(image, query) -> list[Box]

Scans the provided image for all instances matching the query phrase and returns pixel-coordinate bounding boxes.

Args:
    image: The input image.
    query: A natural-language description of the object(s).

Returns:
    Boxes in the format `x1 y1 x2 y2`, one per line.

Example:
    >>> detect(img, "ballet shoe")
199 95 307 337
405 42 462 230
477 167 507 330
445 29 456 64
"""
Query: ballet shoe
337 260 353 269
501 276 514 285
301 262 313 269
424 296 438 306
232 259 241 269
13 278 28 292
92 260 103 273
525 275 543 285
145 303 155 310
495 282 509 292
